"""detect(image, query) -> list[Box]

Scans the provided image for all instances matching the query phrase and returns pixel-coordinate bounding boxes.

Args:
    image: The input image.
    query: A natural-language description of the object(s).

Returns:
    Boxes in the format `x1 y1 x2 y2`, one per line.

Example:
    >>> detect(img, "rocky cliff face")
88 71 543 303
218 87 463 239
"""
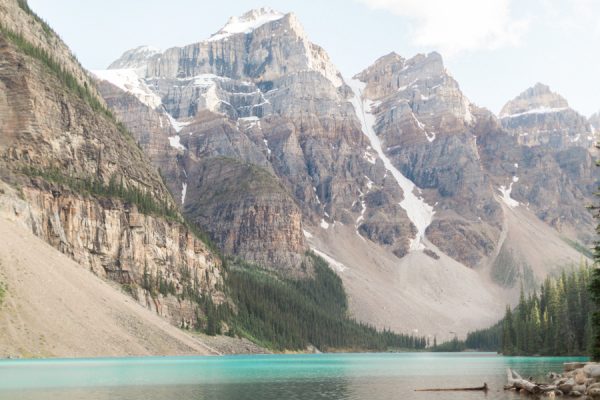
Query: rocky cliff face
0 0 100 100
0 0 224 328
500 83 595 149
590 111 600 132
91 7 596 337
354 52 501 267
479 84 598 243
96 8 418 268
97 8 597 272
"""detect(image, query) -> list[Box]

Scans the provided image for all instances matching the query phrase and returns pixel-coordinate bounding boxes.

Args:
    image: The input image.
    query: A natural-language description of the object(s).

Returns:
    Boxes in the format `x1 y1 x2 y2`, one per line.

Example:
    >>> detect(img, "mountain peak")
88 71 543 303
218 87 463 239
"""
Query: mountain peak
108 45 160 70
500 83 569 118
208 7 286 42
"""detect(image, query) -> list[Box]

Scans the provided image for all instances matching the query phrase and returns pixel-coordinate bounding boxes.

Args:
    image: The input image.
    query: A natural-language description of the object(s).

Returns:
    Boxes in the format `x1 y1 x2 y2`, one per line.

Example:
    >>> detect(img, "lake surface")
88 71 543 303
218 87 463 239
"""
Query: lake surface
0 352 588 400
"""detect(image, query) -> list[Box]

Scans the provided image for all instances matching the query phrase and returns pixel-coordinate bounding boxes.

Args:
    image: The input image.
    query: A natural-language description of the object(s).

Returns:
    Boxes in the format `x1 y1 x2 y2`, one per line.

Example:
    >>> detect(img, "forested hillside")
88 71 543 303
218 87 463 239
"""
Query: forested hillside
225 252 428 351
466 265 595 355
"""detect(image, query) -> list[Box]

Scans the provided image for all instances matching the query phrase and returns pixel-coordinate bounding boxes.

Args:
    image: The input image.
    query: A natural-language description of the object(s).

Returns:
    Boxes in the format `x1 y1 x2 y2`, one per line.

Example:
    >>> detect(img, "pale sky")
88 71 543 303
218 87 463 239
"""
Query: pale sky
28 0 600 117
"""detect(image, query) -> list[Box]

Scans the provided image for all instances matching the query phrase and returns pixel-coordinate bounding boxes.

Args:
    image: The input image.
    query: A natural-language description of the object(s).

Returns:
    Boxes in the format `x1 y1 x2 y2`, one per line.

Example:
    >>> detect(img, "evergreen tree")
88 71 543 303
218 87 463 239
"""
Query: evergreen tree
590 148 600 361
592 217 600 359
502 306 515 354
466 264 595 356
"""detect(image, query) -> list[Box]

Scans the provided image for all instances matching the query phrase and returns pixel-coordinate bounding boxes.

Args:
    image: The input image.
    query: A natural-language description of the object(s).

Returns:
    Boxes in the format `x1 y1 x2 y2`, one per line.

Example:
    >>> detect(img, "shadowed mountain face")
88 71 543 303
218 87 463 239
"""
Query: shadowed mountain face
93 7 597 335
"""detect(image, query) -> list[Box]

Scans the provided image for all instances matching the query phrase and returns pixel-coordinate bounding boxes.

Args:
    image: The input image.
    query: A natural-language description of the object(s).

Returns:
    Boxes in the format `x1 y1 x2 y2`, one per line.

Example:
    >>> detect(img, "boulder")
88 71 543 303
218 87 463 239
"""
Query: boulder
565 363 588 372
573 384 586 393
588 383 600 391
559 378 575 394
585 366 600 379
576 370 588 384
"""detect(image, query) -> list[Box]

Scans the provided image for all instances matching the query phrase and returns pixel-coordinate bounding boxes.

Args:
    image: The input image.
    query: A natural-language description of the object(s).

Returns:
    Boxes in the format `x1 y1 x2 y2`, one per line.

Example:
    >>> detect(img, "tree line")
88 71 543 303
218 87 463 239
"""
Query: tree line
225 253 428 351
465 265 595 356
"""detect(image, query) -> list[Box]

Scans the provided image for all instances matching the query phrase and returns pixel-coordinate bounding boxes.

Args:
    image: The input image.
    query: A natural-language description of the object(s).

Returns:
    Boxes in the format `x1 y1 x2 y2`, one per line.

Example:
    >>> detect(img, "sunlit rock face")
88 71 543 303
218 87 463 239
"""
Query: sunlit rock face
95 8 598 274
500 83 595 149
0 0 225 327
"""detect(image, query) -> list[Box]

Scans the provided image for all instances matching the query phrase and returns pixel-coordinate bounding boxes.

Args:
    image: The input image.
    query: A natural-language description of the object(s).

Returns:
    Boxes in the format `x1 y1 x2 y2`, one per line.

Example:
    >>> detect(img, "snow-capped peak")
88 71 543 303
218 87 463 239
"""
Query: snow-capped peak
208 7 285 42
92 69 162 110
107 45 161 70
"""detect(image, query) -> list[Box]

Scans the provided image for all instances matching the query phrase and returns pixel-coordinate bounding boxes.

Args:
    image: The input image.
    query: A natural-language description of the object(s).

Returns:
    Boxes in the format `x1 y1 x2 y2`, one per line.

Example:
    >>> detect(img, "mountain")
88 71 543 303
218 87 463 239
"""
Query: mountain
590 111 600 132
491 83 597 240
90 8 598 339
94 7 391 271
500 83 595 149
0 0 227 354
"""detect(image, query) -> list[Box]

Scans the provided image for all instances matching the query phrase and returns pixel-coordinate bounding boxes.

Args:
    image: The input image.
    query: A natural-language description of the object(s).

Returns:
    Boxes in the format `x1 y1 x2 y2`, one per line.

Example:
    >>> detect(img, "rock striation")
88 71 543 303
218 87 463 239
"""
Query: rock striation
96 8 417 267
91 6 598 336
500 83 595 149
354 52 501 267
0 0 224 328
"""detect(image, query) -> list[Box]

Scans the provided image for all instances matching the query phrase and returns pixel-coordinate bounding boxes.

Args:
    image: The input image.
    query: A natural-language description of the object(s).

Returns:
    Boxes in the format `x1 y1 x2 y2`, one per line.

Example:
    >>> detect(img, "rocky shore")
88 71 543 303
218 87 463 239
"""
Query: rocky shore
506 362 600 398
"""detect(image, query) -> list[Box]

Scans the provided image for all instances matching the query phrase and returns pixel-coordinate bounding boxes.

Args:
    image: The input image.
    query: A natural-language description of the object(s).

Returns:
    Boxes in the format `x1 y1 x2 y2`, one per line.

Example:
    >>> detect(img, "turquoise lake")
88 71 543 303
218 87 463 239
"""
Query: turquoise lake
0 352 589 399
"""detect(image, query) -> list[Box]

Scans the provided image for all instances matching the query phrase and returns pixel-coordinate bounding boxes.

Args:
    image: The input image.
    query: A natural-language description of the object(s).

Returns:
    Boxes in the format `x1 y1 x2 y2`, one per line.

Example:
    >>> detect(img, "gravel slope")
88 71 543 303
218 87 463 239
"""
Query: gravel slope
0 216 224 358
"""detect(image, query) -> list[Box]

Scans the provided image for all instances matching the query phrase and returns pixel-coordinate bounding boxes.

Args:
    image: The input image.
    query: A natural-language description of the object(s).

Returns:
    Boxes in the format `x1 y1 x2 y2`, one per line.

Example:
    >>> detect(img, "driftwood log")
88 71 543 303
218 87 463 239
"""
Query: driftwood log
506 369 542 394
415 383 488 392
505 363 599 398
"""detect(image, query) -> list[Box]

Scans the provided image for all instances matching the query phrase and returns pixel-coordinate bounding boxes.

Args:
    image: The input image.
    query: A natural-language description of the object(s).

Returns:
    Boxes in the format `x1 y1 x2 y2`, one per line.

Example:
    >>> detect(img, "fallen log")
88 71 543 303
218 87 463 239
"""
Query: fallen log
415 383 488 392
506 369 542 394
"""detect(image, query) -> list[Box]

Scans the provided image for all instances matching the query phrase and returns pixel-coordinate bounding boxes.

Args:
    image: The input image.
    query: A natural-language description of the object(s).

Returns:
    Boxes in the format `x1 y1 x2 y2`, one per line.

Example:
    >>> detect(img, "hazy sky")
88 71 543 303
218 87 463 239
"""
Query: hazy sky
28 0 600 116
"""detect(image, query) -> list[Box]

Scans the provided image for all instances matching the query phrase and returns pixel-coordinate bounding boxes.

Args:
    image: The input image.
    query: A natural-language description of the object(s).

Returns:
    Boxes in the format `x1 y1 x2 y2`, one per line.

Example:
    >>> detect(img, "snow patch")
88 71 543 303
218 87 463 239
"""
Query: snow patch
310 248 347 272
501 107 568 119
208 8 285 42
412 112 436 142
238 116 261 131
320 219 330 229
302 229 313 239
498 183 519 208
92 69 162 109
463 96 473 124
181 183 187 206
263 139 271 155
348 78 434 251
165 113 190 133
363 150 377 164
168 135 185 151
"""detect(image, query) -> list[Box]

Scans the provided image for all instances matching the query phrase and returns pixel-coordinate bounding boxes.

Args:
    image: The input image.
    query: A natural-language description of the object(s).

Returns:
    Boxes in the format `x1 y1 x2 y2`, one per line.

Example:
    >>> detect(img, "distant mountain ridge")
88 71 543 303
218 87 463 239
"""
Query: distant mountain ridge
91 7 598 339
500 82 595 149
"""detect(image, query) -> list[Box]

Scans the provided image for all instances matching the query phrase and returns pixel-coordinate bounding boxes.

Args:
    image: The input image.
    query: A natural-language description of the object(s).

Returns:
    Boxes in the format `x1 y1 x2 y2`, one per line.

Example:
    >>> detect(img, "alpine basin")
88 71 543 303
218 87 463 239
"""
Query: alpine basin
0 352 588 400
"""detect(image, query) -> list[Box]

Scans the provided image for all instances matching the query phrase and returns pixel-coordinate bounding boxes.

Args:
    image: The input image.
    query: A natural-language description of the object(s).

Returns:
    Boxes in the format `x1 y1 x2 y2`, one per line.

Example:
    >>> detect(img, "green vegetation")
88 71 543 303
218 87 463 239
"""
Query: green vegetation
0 282 5 305
16 0 54 37
0 24 106 115
591 166 600 360
490 246 536 290
562 237 594 259
432 337 466 352
465 265 595 356
139 262 228 336
465 322 502 351
22 167 180 222
591 250 600 360
0 23 135 145
225 252 427 351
